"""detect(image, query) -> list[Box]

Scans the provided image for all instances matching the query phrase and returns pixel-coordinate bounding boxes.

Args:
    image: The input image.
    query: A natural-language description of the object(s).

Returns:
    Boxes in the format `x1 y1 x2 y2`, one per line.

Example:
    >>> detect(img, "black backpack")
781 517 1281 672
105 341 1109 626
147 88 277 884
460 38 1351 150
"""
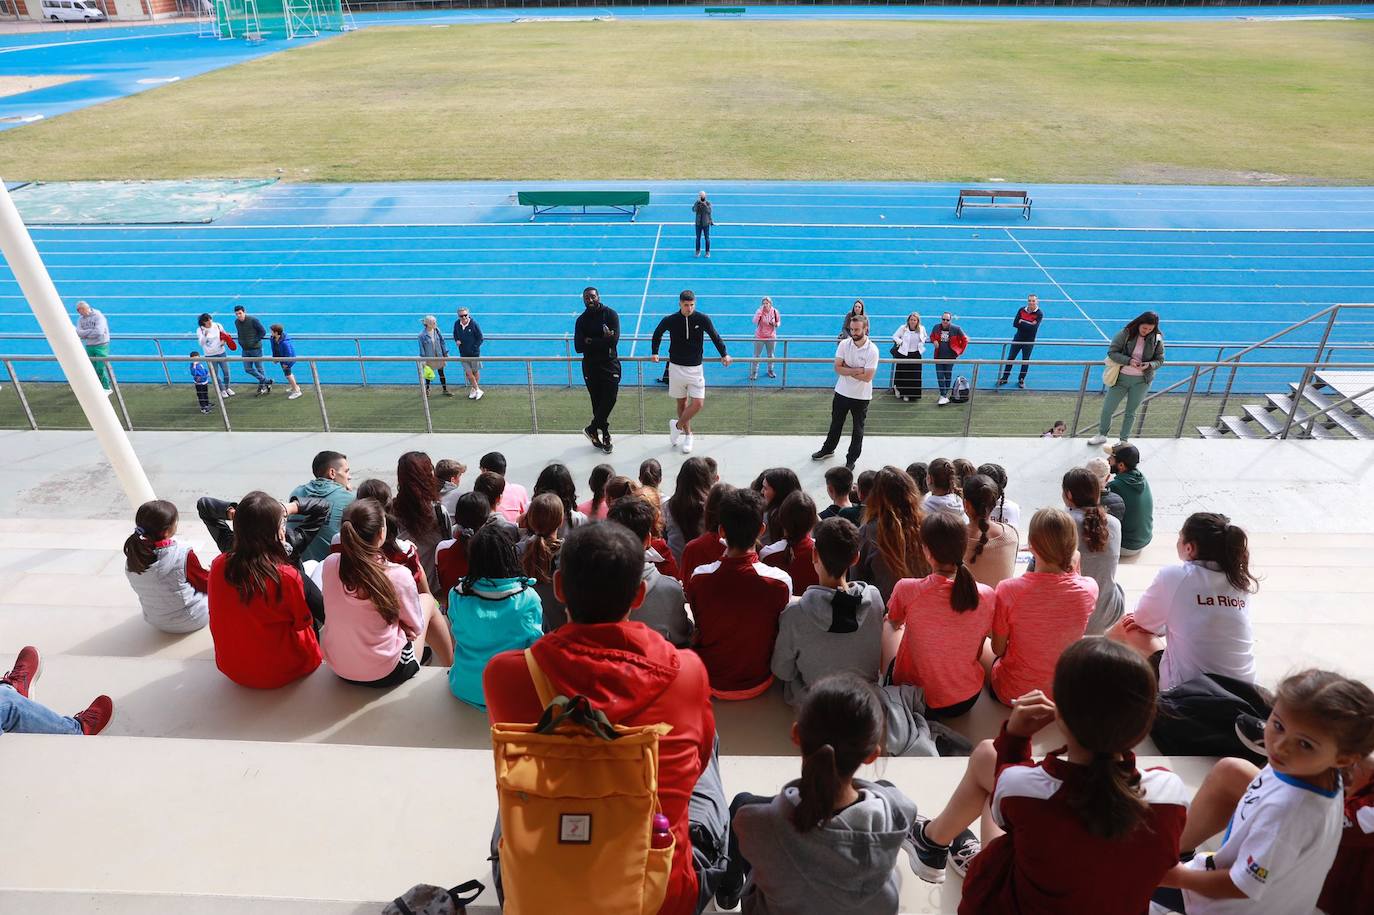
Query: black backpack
382 880 483 915
1152 672 1271 765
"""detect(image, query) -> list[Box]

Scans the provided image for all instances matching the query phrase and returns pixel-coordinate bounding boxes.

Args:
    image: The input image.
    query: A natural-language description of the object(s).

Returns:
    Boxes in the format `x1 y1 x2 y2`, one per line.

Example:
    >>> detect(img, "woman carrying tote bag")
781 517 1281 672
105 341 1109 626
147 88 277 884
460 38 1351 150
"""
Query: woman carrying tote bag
1089 311 1165 445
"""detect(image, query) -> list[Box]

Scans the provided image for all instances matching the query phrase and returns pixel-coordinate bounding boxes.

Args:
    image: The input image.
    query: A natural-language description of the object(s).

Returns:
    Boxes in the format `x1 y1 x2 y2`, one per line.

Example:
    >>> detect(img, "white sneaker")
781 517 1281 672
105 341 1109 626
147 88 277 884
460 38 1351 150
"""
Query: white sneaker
474 388 484 401
680 432 694 453
669 419 681 447
937 396 949 406
103 388 113 397
1087 434 1108 446
287 390 302 400
467 389 476 399
225 388 236 397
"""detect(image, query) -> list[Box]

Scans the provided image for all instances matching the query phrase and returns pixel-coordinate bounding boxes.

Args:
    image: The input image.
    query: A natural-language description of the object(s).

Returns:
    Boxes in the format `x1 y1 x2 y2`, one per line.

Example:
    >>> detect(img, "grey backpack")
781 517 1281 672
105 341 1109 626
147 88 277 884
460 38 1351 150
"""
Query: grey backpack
382 879 483 915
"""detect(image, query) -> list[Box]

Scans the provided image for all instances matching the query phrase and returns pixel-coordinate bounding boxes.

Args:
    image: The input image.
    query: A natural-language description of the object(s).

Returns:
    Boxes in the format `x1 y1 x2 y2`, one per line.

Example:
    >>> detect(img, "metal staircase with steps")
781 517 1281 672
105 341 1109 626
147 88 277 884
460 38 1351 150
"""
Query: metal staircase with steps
1199 370 1374 440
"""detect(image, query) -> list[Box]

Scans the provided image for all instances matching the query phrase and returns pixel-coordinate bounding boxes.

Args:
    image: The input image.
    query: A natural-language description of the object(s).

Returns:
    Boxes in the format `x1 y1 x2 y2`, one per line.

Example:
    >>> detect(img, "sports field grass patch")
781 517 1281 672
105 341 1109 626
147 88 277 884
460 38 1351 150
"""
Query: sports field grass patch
1 20 1371 183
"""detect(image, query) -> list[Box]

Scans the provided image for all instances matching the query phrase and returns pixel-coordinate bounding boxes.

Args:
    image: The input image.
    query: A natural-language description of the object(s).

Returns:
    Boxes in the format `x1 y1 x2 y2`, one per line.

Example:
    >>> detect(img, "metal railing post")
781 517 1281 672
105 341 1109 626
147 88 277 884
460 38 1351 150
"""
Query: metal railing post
106 363 133 431
153 338 172 386
1216 364 1239 429
1175 367 1201 438
1069 364 1090 438
214 370 232 431
637 360 646 434
417 361 433 434
355 338 368 387
747 368 755 434
3 359 36 429
1280 365 1315 440
780 340 789 390
310 361 329 433
1135 391 1151 437
564 335 573 389
1206 346 1224 395
527 360 538 433
962 364 978 437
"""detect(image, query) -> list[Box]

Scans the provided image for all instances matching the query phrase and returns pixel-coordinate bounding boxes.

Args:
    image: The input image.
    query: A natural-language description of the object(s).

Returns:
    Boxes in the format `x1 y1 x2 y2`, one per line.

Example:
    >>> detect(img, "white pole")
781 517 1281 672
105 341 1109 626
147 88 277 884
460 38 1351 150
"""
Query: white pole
0 180 156 510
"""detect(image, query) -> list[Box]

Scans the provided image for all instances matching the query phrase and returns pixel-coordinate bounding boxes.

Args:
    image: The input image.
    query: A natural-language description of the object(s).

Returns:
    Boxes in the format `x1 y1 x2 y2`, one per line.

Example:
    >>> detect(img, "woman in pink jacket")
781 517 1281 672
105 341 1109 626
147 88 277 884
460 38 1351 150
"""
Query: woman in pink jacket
750 296 781 381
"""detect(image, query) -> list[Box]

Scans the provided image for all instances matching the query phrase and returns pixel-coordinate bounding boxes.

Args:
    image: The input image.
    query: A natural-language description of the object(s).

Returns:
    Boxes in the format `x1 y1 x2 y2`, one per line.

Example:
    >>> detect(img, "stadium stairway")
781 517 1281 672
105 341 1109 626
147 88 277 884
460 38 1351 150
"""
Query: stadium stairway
3 518 1372 914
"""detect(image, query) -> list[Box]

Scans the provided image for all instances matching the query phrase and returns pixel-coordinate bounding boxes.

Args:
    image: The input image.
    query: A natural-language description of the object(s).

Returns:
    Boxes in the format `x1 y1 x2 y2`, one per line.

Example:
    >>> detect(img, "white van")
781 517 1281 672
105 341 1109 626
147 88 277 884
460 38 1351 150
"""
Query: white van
41 0 107 21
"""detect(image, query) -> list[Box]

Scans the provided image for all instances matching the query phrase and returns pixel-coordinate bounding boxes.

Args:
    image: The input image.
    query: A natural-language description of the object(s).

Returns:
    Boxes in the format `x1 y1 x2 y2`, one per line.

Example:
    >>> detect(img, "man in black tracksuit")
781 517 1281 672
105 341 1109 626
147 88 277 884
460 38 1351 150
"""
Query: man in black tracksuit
574 287 620 454
650 290 730 454
997 293 1044 388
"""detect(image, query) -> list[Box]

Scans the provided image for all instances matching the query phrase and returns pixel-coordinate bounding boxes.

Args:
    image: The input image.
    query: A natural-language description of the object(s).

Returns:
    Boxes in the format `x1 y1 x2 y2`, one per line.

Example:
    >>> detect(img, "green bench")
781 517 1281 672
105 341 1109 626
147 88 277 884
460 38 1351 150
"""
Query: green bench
705 7 745 16
517 190 651 221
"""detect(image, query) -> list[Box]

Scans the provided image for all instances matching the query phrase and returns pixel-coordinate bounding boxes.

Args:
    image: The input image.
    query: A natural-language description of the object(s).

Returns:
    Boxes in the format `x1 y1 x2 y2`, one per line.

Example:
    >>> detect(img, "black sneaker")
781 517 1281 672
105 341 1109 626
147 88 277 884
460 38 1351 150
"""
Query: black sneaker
1017 381 1026 390
949 829 982 878
714 877 745 911
656 375 669 385
811 449 834 461
598 433 614 454
902 816 949 884
845 460 856 471
1235 714 1267 757
583 425 601 448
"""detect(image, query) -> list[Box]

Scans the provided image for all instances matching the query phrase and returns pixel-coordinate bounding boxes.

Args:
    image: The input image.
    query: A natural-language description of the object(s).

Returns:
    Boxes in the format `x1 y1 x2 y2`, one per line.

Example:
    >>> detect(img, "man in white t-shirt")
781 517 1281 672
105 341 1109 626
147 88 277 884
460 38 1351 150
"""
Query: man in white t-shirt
811 313 879 471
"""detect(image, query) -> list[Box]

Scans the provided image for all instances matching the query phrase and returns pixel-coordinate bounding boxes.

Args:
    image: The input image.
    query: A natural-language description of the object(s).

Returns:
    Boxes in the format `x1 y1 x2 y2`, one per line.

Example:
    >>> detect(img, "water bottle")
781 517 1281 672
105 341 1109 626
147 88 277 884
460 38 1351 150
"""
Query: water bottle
650 813 672 849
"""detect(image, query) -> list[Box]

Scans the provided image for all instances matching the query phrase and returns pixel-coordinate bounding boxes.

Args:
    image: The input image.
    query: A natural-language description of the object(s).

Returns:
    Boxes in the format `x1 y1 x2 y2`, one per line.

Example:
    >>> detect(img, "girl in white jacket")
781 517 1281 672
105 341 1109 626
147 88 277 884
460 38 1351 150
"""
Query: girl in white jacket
890 313 927 400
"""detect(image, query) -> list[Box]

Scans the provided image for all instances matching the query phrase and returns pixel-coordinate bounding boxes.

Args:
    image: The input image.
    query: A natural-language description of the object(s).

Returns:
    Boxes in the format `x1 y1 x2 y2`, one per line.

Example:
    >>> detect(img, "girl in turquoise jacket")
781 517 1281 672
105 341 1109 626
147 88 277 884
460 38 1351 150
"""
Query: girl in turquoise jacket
447 524 542 709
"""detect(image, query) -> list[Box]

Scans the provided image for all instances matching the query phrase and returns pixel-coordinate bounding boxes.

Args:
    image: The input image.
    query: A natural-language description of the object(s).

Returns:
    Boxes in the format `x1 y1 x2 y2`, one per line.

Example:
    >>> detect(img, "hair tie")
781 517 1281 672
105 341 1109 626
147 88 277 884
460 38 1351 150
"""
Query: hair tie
134 526 146 537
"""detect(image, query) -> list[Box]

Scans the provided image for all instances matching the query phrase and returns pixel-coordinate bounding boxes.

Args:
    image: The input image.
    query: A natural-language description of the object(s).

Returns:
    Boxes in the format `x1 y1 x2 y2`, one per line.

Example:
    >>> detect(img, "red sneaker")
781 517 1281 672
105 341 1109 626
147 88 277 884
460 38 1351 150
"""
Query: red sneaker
74 695 113 736
1 646 41 699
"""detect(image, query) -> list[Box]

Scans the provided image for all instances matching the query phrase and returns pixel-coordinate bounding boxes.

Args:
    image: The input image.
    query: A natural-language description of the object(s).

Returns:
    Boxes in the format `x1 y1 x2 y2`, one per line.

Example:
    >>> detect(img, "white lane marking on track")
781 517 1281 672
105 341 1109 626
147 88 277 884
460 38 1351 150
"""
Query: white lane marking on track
1005 228 1108 341
628 224 662 358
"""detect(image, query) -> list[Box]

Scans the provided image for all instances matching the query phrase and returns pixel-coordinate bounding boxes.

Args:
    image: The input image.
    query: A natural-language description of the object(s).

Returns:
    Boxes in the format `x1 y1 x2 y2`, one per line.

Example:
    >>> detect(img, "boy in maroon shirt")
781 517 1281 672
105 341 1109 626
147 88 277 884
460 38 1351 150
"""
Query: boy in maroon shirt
687 487 793 699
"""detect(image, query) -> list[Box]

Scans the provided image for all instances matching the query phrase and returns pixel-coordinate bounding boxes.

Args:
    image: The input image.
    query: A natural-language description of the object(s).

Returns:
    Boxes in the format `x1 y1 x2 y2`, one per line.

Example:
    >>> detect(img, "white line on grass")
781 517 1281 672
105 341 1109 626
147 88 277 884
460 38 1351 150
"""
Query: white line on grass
628 224 663 358
1006 228 1108 341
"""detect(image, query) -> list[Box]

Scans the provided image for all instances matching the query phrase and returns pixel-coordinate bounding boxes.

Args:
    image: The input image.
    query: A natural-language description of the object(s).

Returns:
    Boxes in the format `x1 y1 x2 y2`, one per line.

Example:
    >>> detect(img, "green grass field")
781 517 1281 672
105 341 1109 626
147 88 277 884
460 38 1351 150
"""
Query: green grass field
2 20 1372 183
0 380 1229 440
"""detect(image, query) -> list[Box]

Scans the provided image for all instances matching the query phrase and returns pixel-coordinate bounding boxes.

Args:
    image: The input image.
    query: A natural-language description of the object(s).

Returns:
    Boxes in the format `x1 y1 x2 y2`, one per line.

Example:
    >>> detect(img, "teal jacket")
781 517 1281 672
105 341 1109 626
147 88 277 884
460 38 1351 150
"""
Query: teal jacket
447 576 542 709
288 478 355 562
1106 327 1165 384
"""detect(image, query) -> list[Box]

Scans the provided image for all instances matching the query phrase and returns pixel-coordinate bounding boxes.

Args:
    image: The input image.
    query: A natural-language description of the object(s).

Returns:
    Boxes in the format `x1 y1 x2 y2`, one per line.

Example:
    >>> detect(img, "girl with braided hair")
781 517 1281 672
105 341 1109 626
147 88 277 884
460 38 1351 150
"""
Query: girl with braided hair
962 473 1018 590
1062 467 1125 634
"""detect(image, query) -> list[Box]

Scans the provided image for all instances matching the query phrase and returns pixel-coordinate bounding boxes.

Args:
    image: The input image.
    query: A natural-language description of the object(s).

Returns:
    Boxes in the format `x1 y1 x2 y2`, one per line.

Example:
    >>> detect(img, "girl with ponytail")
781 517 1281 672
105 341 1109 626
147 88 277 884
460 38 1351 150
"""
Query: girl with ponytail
320 498 453 688
124 499 210 634
885 512 995 719
759 490 820 596
921 458 967 522
577 463 615 520
911 638 1188 913
976 462 1020 528
1109 511 1258 691
517 492 566 631
1062 467 1125 634
961 473 1018 589
989 508 1098 705
714 673 918 914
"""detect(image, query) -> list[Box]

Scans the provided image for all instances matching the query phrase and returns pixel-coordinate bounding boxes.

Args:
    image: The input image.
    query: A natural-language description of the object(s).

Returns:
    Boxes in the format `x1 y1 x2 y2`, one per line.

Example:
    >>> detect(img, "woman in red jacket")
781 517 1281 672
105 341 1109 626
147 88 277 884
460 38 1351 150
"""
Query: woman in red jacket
208 491 322 689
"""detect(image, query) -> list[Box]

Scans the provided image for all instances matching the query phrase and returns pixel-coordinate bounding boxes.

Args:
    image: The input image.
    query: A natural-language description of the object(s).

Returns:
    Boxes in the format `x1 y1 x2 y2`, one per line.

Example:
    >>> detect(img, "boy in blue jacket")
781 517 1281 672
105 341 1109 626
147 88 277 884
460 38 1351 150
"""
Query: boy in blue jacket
189 351 212 414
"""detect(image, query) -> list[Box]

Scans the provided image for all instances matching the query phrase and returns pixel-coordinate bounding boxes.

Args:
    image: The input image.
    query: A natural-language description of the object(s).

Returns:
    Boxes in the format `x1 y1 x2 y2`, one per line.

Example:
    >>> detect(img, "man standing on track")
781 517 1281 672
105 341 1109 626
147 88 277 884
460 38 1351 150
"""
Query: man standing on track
233 305 272 396
453 306 484 400
693 190 714 258
73 300 112 396
574 286 620 454
997 293 1044 389
812 312 879 471
651 290 730 455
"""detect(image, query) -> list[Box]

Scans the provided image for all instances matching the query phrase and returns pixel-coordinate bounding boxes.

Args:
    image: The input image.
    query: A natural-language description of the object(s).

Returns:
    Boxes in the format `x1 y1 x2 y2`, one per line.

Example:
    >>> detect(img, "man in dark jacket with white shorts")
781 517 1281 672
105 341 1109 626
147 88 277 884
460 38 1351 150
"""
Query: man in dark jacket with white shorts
651 290 730 455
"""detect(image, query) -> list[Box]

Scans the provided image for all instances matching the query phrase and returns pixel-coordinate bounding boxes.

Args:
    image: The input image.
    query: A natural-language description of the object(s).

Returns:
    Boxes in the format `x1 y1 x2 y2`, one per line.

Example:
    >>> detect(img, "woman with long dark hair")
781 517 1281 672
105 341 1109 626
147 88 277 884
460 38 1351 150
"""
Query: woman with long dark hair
663 457 713 565
1090 311 1165 445
760 467 802 544
530 462 585 534
853 466 930 603
208 491 321 689
392 450 452 593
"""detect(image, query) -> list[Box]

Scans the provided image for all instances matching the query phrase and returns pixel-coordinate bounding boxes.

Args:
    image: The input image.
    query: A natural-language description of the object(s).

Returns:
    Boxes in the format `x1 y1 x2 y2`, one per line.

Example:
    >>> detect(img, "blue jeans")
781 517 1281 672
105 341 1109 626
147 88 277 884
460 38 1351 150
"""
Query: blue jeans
208 358 232 391
241 346 270 385
0 684 82 735
935 359 954 396
695 225 711 254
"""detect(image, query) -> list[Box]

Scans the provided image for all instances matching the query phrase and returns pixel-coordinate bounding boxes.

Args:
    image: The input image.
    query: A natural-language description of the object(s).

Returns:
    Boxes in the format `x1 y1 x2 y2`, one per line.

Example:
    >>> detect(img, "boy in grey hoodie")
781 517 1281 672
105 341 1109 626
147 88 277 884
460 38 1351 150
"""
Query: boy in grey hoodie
607 497 692 647
771 517 884 706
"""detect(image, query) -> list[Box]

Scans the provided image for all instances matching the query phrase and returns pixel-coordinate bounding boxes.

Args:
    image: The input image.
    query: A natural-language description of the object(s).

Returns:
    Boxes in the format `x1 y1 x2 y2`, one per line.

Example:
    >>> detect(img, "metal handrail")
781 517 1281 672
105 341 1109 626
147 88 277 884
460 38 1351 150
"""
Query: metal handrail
8 351 1374 438
1266 380 1374 440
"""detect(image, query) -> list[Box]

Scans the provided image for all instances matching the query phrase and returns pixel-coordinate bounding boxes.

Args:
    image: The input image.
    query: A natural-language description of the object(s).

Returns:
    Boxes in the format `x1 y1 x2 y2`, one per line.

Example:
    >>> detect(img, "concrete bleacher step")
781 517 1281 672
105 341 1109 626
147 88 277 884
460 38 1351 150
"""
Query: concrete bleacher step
0 734 1219 915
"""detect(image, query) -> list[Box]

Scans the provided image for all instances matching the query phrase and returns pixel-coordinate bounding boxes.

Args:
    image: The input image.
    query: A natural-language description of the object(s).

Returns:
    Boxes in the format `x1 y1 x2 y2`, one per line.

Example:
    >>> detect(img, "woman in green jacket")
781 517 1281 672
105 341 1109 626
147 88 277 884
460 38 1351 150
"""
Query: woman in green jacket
1089 311 1164 445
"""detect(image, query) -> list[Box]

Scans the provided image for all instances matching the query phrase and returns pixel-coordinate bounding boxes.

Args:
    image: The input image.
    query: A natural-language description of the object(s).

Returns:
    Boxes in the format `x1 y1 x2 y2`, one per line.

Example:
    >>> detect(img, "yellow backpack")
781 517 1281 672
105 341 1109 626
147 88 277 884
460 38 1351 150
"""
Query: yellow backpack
490 649 675 915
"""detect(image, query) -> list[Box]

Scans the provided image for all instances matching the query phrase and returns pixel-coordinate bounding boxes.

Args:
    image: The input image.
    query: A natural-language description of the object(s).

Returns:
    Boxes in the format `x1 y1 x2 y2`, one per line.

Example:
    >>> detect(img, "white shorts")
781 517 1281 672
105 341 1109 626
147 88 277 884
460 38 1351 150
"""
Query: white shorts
668 363 706 399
